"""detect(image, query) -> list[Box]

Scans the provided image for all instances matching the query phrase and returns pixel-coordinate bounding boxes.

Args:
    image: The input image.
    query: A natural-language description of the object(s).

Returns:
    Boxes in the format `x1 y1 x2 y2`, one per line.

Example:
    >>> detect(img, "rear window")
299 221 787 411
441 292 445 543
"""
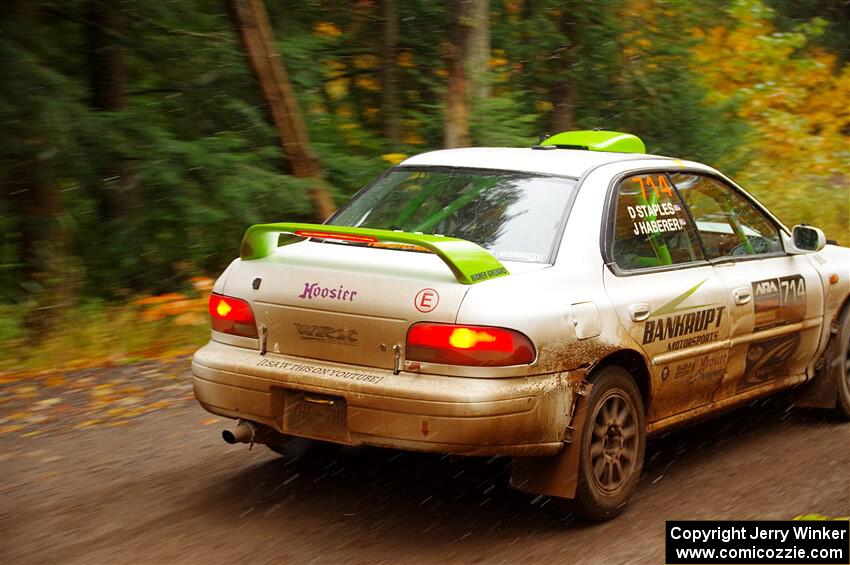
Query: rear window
328 167 577 263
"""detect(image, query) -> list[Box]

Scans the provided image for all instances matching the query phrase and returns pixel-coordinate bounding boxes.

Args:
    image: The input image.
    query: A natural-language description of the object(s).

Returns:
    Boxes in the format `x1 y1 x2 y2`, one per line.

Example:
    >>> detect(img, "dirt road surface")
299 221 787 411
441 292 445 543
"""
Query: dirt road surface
1 358 848 564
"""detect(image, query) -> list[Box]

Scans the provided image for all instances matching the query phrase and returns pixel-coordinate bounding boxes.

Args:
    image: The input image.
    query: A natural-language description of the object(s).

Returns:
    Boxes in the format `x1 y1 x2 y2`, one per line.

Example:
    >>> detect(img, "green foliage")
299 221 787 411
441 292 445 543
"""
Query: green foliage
491 0 625 134
613 1 750 169
692 0 849 244
0 1 317 302
766 0 850 62
470 95 540 147
617 65 750 170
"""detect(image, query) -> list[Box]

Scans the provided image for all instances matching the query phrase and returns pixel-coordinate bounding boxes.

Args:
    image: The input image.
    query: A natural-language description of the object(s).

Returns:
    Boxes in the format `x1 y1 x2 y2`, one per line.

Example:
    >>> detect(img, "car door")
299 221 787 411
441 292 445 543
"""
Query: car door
602 172 732 423
669 172 824 399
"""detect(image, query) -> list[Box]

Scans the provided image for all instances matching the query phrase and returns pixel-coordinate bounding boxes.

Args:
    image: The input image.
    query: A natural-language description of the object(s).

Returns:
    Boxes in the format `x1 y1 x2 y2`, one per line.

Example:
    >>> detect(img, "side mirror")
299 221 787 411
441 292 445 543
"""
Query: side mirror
788 225 826 254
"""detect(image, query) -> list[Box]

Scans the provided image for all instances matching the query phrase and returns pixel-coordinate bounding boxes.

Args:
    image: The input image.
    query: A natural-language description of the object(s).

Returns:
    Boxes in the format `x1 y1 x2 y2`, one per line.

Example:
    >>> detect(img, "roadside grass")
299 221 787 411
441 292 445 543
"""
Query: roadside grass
0 278 212 377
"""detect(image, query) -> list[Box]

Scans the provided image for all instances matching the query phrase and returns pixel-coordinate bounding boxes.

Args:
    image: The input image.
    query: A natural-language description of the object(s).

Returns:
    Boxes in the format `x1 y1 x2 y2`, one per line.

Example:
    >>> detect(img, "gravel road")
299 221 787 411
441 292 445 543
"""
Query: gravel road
1 358 848 564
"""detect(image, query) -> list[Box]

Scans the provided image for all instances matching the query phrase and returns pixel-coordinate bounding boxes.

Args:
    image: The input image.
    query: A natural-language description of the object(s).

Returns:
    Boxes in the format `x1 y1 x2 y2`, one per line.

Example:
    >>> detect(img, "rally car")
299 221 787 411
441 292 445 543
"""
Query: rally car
192 130 850 520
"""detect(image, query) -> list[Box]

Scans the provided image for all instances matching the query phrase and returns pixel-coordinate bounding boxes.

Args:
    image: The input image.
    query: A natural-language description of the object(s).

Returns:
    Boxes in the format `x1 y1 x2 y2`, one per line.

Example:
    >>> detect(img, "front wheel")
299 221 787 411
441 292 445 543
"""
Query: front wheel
834 307 850 420
573 365 646 521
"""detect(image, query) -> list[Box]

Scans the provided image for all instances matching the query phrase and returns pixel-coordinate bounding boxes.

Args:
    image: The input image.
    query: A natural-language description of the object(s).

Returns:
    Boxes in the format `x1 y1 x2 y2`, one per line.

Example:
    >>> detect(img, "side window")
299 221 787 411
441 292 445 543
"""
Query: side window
611 173 704 270
670 174 782 260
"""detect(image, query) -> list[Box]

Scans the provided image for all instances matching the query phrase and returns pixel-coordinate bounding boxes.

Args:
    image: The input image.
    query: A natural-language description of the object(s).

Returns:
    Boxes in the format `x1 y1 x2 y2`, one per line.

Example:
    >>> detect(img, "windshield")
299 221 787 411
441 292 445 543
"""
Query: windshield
328 167 577 263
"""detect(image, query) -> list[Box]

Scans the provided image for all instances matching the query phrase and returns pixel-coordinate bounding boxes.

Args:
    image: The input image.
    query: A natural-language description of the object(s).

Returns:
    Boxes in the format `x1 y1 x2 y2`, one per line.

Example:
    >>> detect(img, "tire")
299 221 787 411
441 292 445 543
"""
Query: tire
834 306 850 420
573 365 646 521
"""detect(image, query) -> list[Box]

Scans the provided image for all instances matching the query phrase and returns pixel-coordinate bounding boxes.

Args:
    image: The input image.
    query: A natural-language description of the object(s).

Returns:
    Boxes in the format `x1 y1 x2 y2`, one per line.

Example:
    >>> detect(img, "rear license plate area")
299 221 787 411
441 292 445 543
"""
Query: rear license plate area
281 390 348 442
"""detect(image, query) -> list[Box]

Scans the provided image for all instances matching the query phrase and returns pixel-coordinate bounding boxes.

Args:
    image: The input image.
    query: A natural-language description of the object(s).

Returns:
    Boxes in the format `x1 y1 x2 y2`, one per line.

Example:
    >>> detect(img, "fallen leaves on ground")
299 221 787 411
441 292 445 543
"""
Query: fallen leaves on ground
0 357 195 438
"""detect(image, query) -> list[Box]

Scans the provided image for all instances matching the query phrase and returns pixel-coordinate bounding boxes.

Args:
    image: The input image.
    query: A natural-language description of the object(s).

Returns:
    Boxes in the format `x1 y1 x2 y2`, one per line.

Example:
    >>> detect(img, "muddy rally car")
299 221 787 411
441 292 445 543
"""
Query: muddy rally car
192 130 850 519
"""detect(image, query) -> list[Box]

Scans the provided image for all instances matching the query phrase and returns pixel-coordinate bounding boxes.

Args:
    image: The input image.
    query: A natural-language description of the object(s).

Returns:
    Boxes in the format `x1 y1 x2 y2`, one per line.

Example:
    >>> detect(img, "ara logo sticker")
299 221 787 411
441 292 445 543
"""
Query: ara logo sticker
298 282 358 302
752 275 806 331
641 279 725 351
294 324 359 345
414 288 440 313
754 279 780 296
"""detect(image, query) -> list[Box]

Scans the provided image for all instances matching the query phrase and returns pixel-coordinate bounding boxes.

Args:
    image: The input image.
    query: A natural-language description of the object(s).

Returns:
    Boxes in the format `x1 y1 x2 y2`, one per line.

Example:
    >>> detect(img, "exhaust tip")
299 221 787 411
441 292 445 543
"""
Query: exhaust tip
222 420 256 444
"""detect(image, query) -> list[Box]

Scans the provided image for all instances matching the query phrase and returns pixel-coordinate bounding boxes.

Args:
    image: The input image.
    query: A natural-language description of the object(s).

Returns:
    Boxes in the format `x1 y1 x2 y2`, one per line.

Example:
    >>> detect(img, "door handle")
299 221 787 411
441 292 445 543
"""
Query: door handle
732 286 752 305
628 303 651 322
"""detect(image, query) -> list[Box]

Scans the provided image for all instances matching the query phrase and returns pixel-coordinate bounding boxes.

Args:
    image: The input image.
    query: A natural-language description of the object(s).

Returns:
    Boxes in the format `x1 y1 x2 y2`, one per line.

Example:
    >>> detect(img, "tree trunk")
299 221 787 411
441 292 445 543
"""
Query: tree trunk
380 0 401 148
550 79 577 132
444 0 472 148
465 0 490 103
87 0 140 221
549 4 579 133
8 4 71 323
87 0 124 111
11 3 60 275
228 0 336 220
9 158 64 293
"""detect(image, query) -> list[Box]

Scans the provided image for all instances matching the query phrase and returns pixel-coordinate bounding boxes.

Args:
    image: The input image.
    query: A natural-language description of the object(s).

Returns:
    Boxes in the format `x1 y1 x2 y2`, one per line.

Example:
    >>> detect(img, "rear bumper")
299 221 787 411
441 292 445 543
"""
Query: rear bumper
191 340 573 456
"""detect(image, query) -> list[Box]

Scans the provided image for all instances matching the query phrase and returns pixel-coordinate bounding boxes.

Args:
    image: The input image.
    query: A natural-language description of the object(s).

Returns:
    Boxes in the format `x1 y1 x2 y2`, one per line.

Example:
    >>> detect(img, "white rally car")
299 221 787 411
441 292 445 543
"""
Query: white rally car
192 131 850 519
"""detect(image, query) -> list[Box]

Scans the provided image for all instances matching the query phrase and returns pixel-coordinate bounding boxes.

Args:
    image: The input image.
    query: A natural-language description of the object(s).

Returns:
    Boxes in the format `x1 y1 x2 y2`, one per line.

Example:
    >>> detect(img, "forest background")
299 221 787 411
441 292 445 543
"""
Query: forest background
1 0 848 371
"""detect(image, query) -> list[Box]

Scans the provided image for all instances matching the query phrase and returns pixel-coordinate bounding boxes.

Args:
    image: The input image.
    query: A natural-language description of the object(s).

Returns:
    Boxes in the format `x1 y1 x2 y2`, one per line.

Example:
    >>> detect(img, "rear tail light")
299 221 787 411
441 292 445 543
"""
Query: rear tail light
208 294 258 338
406 323 535 366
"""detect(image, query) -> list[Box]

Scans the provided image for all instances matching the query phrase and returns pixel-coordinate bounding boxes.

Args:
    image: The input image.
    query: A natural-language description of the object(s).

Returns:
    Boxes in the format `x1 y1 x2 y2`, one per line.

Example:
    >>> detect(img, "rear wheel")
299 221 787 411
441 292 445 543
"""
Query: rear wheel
574 365 645 521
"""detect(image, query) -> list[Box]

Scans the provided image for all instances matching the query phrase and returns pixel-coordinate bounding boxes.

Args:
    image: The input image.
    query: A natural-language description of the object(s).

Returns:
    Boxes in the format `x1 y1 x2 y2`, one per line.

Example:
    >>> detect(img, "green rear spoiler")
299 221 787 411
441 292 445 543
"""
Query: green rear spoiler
240 222 509 285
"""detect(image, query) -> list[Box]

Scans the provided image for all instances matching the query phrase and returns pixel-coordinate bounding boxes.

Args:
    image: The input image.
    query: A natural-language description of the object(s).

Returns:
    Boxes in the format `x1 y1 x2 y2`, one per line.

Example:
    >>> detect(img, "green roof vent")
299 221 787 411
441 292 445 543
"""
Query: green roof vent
538 130 646 154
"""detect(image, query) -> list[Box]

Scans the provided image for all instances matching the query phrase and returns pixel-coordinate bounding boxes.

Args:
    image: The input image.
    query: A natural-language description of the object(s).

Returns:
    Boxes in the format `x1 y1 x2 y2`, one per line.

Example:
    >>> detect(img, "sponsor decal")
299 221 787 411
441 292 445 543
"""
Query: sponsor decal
628 202 677 219
414 288 440 313
662 323 723 351
640 279 726 351
643 306 725 348
470 267 508 282
736 275 807 390
298 282 358 302
493 250 546 262
631 216 687 236
738 334 801 391
752 275 806 330
256 358 384 383
650 279 708 316
669 350 728 385
294 323 359 345
624 175 690 236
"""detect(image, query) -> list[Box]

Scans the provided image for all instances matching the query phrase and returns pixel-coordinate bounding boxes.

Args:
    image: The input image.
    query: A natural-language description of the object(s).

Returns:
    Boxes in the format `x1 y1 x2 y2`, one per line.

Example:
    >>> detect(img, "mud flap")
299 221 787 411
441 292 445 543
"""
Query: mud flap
794 323 840 410
509 378 593 500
